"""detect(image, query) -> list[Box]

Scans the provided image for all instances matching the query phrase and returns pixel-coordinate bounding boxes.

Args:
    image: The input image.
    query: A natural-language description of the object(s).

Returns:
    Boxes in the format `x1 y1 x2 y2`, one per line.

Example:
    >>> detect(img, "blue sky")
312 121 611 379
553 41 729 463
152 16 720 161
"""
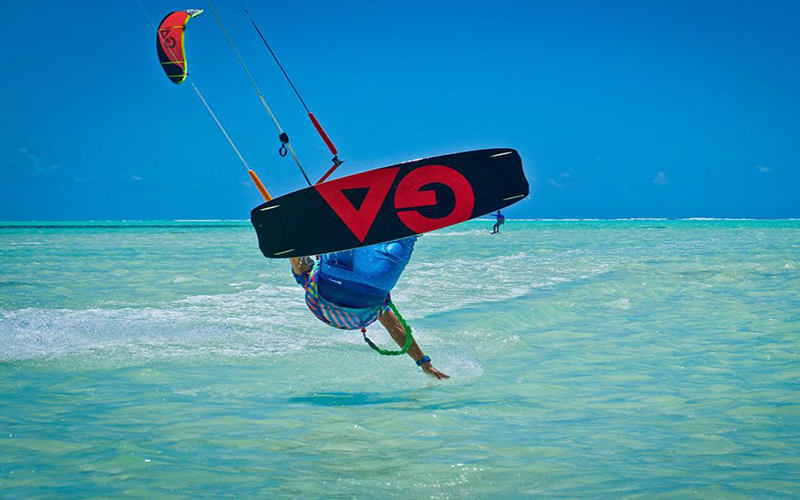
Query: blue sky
1 0 798 219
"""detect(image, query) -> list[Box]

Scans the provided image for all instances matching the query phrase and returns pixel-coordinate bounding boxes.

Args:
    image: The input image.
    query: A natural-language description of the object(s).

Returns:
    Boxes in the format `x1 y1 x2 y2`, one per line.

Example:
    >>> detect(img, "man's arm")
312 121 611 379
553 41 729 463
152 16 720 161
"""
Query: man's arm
378 310 449 379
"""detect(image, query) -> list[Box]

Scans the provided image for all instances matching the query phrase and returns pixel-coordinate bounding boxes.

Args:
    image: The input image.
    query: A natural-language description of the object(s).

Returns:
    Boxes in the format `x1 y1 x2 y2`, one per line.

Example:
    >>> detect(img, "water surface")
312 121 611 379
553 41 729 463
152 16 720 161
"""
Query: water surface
2 220 799 498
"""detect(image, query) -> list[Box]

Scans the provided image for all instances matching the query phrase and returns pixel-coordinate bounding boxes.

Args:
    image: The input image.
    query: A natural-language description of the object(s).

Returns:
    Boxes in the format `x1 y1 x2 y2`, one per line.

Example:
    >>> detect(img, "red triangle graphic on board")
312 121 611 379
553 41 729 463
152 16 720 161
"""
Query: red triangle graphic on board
315 167 400 242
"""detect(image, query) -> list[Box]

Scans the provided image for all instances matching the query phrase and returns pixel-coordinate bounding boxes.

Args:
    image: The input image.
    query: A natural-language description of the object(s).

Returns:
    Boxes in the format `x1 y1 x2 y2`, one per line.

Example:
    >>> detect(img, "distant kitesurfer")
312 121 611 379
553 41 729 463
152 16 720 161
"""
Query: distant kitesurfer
290 238 449 379
491 210 505 234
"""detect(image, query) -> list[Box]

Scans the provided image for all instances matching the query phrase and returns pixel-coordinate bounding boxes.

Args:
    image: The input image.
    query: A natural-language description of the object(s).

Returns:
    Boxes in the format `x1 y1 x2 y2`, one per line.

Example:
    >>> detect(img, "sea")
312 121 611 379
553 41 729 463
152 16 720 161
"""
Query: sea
1 220 799 498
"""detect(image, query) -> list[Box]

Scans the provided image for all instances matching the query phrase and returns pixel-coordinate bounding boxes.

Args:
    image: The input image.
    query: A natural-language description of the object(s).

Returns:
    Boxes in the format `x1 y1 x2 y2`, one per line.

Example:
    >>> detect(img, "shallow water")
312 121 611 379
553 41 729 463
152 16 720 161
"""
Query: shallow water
2 220 799 498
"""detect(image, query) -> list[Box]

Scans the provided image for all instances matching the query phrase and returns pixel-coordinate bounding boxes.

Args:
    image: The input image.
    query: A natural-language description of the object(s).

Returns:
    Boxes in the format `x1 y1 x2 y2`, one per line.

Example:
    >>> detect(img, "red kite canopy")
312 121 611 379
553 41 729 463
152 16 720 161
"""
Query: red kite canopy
156 9 203 84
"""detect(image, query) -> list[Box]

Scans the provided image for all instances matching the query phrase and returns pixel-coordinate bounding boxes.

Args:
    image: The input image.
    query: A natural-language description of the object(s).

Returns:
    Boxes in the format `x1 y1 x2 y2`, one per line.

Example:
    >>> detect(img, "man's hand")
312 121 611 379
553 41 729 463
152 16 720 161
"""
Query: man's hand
421 362 450 379
290 256 313 276
379 309 450 379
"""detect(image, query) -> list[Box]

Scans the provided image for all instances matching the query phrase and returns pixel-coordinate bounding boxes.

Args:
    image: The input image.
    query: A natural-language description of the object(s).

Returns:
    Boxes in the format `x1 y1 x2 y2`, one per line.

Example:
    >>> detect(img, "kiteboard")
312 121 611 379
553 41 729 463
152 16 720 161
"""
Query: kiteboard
251 148 528 258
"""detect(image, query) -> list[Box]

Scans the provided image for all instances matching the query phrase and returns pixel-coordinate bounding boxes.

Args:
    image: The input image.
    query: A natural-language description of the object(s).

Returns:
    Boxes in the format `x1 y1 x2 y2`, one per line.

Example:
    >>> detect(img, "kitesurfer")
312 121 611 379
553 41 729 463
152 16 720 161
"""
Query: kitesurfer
290 237 449 379
491 210 505 234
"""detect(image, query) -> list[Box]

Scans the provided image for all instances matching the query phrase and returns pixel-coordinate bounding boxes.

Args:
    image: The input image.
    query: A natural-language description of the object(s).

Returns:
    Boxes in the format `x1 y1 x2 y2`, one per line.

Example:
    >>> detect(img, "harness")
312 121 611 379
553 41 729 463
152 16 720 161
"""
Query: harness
304 266 389 330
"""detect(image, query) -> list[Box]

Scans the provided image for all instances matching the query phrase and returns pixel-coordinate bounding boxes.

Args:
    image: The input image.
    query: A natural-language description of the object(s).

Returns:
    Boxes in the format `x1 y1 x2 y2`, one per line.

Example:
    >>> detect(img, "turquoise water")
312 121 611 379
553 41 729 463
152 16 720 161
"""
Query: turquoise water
2 220 799 498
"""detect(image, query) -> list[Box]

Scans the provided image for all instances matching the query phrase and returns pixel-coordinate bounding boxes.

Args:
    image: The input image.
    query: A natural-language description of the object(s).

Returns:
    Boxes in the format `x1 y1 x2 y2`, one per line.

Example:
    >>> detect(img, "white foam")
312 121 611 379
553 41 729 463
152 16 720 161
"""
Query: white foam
0 283 334 362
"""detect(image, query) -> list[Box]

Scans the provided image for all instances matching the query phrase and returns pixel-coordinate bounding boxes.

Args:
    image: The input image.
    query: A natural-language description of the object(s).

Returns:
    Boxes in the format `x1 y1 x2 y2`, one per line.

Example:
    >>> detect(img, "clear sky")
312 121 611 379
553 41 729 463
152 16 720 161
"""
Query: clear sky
2 0 798 220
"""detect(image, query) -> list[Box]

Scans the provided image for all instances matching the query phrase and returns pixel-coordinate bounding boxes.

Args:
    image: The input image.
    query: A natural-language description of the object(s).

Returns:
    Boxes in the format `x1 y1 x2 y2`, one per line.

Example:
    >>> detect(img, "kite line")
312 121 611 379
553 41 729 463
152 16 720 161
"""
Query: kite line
205 0 312 186
236 0 344 183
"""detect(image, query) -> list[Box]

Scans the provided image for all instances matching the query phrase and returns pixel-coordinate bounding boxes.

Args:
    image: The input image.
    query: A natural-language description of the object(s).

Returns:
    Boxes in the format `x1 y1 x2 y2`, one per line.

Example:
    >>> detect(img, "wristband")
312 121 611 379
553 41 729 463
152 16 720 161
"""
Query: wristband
416 355 431 367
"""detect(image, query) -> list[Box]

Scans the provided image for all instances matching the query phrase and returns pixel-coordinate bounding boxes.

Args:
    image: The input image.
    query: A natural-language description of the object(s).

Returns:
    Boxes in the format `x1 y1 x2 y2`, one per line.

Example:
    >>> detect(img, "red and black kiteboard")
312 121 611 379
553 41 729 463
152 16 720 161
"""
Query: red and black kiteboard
251 148 528 258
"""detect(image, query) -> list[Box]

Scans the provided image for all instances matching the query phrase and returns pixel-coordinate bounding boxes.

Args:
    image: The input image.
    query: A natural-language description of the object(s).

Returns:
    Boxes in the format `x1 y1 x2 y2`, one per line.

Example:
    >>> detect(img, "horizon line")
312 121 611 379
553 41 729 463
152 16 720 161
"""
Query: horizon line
1 217 799 225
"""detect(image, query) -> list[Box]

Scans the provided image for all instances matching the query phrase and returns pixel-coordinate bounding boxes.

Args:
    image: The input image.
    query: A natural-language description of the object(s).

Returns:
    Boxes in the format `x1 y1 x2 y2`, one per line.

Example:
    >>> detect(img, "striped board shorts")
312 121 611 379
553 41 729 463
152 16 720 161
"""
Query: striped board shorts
302 266 390 330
